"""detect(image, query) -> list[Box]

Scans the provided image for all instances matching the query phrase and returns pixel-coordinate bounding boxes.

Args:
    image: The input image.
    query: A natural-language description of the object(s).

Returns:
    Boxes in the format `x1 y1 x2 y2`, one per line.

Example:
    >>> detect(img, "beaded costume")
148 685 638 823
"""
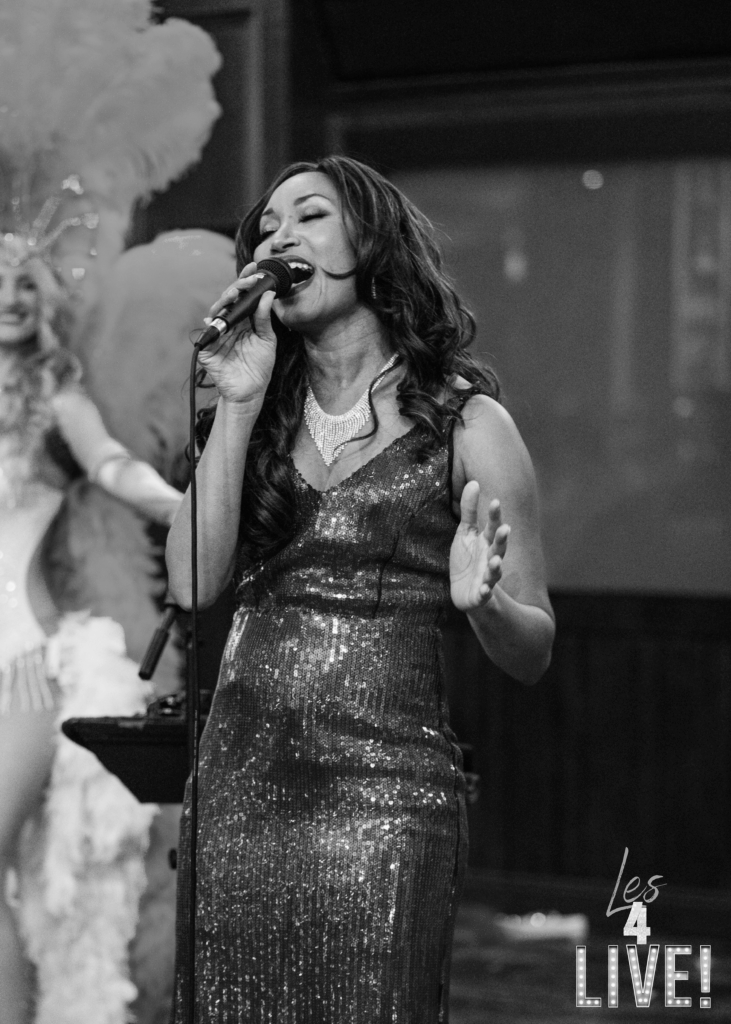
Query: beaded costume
0 348 161 1024
172 427 468 1024
0 368 65 715
0 350 81 717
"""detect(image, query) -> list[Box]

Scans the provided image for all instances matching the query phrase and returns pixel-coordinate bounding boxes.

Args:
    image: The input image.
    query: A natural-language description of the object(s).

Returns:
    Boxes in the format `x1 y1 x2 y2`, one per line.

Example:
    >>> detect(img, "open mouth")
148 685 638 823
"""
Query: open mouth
283 257 315 288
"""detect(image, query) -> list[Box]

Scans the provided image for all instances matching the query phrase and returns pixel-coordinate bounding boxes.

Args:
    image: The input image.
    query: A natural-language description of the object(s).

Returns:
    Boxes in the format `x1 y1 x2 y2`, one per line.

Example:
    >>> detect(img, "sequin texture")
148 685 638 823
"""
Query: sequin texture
172 429 468 1023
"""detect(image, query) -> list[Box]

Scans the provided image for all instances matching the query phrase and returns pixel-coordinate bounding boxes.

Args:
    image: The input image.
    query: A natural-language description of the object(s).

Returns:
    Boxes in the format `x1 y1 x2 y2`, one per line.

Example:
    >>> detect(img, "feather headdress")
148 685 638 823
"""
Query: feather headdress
0 0 221 276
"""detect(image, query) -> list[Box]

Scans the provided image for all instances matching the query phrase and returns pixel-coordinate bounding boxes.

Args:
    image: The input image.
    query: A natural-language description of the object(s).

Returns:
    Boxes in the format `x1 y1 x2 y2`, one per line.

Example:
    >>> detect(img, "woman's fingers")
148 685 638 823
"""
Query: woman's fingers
477 555 502 598
201 278 277 356
459 479 480 530
461 487 509 550
208 262 261 317
491 523 510 557
488 553 503 583
484 498 501 544
251 289 277 343
482 499 510 563
208 282 247 318
196 328 238 365
450 487 509 608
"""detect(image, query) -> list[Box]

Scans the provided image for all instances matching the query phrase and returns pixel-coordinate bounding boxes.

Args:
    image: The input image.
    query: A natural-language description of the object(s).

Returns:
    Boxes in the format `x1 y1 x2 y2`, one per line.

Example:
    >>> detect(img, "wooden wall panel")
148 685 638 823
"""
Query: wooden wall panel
442 594 731 889
133 0 290 242
291 2 731 167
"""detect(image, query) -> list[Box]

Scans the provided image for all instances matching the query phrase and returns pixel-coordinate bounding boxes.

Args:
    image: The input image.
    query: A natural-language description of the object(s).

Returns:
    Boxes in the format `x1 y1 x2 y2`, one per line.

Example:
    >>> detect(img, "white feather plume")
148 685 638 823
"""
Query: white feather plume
17 613 158 1024
0 0 221 216
87 230 236 480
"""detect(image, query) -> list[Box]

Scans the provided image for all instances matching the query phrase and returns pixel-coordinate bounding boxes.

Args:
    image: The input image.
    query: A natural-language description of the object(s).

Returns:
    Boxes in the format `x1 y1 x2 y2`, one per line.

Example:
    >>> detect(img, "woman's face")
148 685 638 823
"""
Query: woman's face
0 260 41 346
253 171 360 334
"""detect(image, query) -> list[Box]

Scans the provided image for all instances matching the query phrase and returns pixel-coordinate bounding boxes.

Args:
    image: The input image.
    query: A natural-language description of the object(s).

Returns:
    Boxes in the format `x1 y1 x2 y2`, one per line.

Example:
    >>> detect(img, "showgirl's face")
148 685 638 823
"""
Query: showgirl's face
0 260 41 346
253 171 360 335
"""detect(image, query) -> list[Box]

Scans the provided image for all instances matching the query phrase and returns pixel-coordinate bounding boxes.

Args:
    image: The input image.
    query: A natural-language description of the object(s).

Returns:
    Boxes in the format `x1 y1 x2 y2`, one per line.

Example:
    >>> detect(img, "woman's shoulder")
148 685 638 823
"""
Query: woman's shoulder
451 375 516 438
450 376 535 488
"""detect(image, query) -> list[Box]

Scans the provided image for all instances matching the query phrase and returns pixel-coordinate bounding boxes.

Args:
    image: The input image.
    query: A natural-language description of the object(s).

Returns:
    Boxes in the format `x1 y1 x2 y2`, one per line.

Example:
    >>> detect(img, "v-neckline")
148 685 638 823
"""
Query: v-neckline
289 426 419 496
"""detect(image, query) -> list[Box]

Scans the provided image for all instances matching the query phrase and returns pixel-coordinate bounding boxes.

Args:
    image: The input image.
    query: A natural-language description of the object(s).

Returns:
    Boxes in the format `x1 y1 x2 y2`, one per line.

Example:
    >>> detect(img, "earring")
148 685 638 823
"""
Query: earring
370 277 377 302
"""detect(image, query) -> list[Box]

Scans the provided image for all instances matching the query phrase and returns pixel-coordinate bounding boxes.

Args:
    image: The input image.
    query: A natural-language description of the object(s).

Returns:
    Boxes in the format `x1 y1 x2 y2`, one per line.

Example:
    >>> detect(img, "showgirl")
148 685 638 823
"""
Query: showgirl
0 2 225 1021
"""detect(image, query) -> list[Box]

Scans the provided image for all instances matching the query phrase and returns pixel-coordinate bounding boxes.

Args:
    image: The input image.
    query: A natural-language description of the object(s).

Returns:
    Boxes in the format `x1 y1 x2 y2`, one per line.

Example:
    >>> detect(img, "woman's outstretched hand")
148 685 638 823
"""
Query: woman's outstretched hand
450 480 510 612
197 261 278 409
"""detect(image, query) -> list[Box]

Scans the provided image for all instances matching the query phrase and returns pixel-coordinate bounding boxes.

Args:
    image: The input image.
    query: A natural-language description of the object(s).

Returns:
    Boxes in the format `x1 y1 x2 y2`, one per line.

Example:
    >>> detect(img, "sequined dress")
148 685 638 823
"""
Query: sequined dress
172 427 468 1024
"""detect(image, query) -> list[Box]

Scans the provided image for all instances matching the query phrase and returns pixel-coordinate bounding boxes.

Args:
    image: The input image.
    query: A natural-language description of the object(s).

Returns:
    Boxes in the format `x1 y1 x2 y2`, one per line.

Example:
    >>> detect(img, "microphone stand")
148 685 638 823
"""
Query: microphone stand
177 259 307 1020
138 604 178 682
184 341 204 1022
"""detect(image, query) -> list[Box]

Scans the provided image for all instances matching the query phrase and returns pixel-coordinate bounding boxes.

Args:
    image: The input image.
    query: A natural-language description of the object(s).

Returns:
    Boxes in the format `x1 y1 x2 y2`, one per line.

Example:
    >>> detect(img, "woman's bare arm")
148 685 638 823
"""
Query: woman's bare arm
450 395 555 684
165 400 260 609
51 388 182 526
164 264 280 609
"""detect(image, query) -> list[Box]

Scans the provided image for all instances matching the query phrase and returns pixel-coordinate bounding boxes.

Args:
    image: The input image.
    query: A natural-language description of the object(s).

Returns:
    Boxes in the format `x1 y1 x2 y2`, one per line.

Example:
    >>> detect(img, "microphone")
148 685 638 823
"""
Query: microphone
197 256 314 349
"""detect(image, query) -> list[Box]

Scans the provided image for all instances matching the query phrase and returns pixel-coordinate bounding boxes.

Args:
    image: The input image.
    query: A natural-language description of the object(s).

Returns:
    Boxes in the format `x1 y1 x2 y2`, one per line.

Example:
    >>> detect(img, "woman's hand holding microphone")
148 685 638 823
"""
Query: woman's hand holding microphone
167 262 282 606
198 261 278 411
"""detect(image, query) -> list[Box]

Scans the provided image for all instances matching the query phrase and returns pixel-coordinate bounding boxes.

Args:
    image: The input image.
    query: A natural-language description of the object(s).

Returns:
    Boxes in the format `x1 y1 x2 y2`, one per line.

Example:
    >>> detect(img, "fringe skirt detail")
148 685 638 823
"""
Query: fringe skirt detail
0 644 57 714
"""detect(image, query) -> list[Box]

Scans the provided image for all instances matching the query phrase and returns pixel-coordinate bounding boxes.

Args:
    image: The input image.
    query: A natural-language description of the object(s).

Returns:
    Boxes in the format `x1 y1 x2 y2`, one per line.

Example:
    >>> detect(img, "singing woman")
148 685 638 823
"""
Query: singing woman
167 155 554 1023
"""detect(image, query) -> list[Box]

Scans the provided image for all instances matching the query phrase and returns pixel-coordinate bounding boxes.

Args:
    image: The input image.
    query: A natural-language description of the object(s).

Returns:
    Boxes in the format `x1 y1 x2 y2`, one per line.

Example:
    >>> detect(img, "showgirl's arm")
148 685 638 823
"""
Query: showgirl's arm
450 395 555 684
51 388 182 527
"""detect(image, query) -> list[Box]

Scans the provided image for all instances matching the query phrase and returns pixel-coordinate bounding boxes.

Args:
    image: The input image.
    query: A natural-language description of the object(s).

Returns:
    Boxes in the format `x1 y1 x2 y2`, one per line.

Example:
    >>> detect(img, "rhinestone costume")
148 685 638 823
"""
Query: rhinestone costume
0 479 62 713
0 381 65 714
172 427 468 1024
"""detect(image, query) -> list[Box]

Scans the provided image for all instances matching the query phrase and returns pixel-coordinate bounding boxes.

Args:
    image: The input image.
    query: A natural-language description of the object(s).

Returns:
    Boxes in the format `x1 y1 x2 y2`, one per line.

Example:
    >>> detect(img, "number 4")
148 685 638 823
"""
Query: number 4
624 901 651 944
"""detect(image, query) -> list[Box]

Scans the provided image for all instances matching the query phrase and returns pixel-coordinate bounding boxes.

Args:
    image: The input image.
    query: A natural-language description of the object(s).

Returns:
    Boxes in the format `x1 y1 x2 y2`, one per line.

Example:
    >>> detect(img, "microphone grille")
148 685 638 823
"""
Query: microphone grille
257 257 294 297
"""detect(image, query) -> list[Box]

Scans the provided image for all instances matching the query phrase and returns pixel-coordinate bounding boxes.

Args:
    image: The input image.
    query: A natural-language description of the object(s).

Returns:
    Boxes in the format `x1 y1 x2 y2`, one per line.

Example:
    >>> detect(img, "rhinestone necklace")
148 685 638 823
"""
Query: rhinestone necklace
304 353 398 466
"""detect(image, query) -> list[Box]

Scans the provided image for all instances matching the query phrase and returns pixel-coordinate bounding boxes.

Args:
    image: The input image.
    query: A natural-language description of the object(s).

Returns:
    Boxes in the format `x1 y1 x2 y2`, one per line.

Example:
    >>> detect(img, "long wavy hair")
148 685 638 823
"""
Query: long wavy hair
0 253 77 425
0 253 80 457
196 155 500 563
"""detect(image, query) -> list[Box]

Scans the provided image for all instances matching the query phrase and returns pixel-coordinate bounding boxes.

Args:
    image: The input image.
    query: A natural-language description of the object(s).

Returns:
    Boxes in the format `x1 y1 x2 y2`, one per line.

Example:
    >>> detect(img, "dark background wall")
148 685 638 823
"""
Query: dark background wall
156 0 731 926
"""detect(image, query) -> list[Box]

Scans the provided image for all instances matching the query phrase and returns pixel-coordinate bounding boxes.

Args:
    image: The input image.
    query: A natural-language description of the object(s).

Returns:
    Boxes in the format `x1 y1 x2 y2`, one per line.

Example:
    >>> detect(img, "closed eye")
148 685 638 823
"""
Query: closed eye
258 210 326 239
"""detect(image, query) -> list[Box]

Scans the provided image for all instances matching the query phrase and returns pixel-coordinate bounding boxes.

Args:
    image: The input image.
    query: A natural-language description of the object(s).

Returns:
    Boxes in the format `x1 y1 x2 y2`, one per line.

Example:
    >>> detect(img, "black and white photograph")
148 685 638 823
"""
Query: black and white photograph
1 2 730 1022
